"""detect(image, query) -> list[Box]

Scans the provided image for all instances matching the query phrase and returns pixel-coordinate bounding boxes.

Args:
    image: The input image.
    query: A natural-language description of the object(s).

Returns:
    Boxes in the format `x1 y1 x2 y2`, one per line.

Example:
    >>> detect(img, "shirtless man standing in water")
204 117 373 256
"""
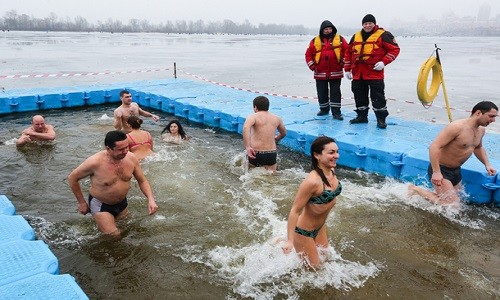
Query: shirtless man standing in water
68 130 158 238
243 96 287 173
409 101 497 206
16 115 56 146
114 90 160 133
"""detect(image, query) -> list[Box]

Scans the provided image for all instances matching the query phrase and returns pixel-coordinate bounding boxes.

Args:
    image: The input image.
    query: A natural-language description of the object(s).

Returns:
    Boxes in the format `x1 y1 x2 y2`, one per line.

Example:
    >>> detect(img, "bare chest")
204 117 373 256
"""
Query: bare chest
121 106 140 119
94 161 134 186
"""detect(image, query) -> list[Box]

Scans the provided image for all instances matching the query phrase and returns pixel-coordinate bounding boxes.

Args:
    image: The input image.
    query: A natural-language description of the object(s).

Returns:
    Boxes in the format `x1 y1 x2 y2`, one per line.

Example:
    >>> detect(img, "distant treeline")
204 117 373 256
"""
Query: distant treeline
0 10 314 35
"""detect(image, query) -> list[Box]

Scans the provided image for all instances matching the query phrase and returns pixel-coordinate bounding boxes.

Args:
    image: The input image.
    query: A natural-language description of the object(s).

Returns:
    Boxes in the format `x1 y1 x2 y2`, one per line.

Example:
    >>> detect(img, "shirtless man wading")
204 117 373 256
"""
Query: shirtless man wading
68 130 158 238
114 90 160 133
16 115 56 146
243 96 287 173
409 101 497 207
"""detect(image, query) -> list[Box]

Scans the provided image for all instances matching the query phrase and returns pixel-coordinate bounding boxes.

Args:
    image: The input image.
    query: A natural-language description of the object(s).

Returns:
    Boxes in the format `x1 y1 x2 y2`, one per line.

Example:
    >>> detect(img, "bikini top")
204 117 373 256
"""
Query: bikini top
309 181 342 204
127 132 152 149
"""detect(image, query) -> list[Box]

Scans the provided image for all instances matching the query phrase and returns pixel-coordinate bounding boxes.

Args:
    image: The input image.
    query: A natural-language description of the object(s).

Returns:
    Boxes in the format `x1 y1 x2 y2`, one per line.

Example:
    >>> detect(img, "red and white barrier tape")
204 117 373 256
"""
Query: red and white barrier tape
180 70 472 113
0 67 471 114
181 70 318 100
0 67 170 79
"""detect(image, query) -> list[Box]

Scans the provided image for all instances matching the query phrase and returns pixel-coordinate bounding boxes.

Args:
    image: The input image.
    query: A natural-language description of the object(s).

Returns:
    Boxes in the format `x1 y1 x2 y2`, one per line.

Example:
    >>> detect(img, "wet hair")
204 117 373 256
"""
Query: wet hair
161 120 187 139
120 90 130 97
471 101 498 115
105 130 127 149
127 115 143 129
253 96 270 111
310 136 337 187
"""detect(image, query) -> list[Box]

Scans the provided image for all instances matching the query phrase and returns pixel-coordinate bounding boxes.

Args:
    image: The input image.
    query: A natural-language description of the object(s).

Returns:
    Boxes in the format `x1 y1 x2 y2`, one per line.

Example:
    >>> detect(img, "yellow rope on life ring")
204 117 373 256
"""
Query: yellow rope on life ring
417 56 442 105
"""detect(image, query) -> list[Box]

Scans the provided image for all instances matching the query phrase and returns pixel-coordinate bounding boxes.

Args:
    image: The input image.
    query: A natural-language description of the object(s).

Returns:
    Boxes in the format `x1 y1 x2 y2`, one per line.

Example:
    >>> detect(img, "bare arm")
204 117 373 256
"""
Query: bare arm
113 109 123 130
282 176 317 254
28 125 56 141
275 118 287 143
16 133 31 146
242 116 256 158
428 124 460 184
149 131 154 151
132 157 158 215
138 107 159 122
68 158 96 215
16 126 56 146
474 141 496 176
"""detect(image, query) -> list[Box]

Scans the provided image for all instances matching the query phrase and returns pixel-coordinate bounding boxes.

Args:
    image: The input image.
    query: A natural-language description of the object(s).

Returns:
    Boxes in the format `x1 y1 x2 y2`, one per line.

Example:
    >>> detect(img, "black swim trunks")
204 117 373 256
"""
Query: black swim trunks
88 194 128 217
248 150 277 167
427 164 462 186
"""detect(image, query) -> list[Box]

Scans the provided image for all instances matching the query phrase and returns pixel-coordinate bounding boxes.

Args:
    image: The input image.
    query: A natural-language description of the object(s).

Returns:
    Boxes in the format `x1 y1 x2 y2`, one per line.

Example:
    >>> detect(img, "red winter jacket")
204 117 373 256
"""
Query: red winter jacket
344 26 400 80
305 34 349 80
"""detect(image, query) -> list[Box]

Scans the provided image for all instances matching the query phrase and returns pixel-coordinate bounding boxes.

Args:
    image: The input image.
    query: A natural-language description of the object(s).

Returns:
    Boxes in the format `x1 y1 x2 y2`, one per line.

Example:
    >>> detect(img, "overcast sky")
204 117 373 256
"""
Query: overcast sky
1 0 499 28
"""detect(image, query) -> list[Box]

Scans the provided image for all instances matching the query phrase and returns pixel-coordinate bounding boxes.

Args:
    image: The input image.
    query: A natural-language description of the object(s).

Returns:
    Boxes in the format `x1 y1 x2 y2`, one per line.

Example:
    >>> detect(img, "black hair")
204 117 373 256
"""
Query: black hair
471 101 498 115
310 136 336 187
253 96 270 111
120 90 130 97
161 120 187 139
104 130 127 149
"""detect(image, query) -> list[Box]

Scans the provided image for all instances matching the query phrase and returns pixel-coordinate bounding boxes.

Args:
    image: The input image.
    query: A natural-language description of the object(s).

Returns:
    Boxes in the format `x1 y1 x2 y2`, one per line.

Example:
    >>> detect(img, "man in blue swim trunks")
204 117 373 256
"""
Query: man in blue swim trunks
409 101 498 206
243 96 287 173
68 130 158 238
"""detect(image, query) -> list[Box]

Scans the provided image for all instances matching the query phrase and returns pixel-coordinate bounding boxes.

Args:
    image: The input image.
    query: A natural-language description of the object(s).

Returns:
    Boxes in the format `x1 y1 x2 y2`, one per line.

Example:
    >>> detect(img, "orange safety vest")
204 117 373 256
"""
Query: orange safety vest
352 29 385 61
313 34 341 63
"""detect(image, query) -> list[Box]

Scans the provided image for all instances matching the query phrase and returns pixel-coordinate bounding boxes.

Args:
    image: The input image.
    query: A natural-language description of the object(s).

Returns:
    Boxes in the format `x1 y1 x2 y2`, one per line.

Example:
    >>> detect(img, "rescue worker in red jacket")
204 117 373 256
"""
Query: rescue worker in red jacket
344 14 400 129
305 20 349 120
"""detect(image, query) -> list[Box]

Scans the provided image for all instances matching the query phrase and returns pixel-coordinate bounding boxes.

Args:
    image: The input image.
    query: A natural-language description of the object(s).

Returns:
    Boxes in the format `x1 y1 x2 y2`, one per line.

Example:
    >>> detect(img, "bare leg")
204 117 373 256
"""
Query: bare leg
314 225 329 248
93 208 128 238
408 181 459 206
408 184 440 204
264 163 278 174
293 233 321 269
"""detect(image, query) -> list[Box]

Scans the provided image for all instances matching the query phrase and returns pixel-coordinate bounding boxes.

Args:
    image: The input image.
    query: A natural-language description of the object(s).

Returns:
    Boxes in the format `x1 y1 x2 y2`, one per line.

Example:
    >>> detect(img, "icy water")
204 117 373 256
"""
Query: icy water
1 31 499 132
0 32 499 299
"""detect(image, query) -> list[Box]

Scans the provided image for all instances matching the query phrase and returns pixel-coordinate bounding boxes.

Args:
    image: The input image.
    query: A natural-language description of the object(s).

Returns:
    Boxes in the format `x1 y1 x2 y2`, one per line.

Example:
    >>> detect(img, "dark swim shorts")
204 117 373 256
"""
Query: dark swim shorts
88 194 128 217
248 150 277 167
427 164 462 186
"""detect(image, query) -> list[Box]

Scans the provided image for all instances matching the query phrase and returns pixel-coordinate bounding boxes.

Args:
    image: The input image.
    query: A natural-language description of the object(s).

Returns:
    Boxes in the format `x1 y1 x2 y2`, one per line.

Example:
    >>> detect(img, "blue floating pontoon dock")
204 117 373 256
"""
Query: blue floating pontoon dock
0 195 88 299
0 78 499 298
1 78 499 206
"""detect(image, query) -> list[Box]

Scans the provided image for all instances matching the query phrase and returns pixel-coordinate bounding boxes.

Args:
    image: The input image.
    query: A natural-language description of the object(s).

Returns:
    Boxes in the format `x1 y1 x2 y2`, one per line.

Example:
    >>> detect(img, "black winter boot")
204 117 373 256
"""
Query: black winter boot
375 110 389 129
349 109 368 124
332 108 344 120
317 109 329 116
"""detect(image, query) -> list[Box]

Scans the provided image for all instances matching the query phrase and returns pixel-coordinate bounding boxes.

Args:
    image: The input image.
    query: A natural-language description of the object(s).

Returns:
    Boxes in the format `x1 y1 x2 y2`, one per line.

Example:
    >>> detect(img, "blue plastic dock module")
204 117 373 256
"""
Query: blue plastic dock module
0 272 89 300
1 78 499 205
0 195 88 298
0 215 35 244
0 239 59 286
0 195 15 215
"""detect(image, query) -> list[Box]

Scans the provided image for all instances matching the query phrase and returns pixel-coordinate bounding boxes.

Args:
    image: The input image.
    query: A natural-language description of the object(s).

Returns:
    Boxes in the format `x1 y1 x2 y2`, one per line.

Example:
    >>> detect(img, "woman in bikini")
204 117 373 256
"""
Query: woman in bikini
161 120 188 145
282 136 342 269
126 115 153 161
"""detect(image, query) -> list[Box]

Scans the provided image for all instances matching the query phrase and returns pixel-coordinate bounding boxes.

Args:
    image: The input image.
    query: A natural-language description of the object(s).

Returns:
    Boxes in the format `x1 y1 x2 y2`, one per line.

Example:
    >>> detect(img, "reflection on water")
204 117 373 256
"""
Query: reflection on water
0 106 499 299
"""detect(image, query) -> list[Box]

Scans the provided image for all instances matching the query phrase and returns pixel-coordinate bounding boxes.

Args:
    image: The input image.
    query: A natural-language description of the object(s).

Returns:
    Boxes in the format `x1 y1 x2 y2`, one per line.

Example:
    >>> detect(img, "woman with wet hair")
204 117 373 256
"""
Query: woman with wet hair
126 115 153 160
161 120 188 144
282 136 342 268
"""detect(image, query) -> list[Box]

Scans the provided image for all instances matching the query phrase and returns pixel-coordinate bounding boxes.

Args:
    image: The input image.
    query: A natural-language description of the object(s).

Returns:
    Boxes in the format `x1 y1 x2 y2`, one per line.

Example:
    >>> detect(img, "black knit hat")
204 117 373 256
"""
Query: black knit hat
362 14 376 24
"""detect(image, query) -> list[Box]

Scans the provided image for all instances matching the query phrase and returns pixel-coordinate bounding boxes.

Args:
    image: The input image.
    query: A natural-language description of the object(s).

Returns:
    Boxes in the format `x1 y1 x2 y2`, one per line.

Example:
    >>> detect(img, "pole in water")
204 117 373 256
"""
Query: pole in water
174 62 177 79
